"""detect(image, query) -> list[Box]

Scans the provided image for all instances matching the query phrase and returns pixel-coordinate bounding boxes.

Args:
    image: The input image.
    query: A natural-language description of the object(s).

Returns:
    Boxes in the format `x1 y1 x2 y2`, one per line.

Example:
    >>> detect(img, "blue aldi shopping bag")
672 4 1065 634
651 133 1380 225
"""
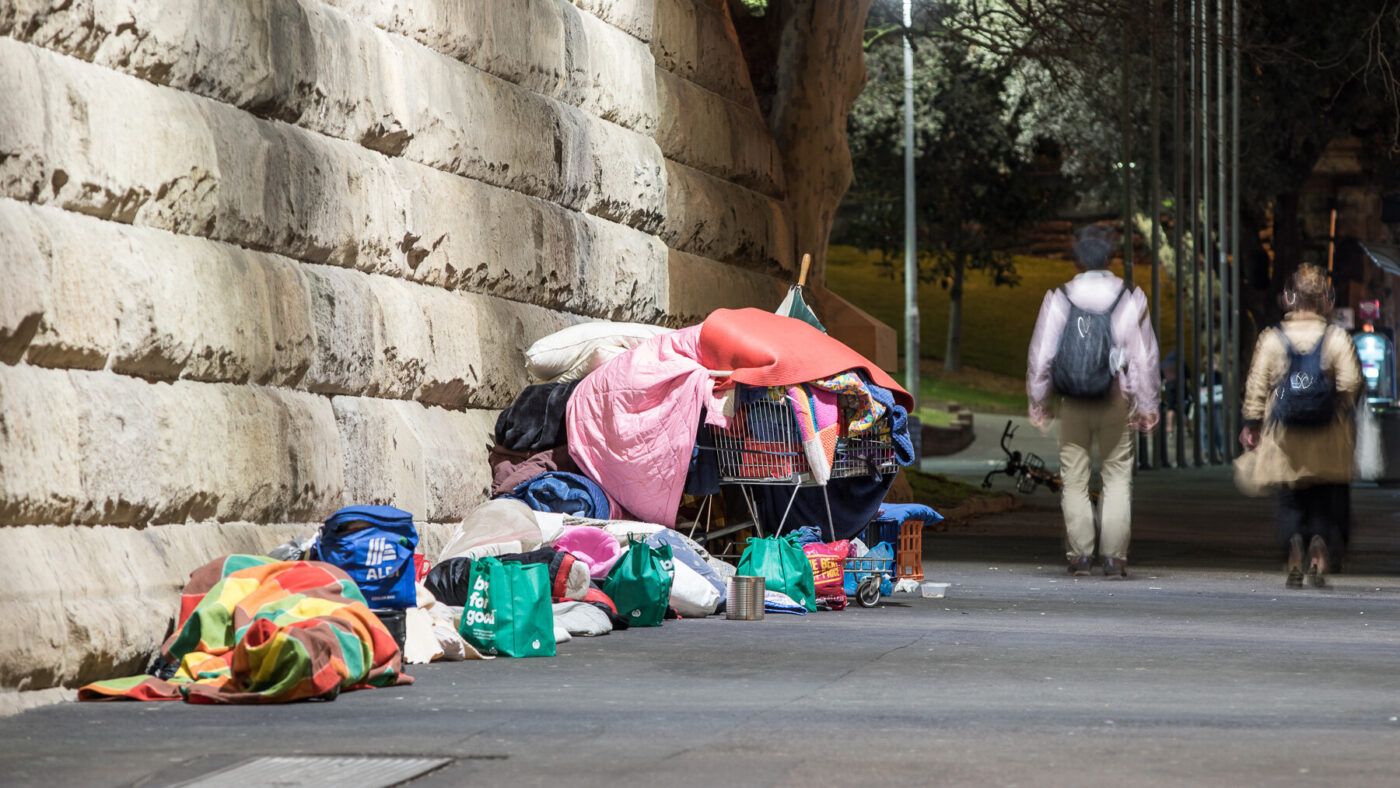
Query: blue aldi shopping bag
313 505 418 609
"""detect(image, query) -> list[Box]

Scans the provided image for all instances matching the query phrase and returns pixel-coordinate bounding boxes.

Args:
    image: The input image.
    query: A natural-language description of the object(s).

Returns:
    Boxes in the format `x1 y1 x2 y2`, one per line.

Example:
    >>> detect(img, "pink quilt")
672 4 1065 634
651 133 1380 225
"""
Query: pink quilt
566 326 729 527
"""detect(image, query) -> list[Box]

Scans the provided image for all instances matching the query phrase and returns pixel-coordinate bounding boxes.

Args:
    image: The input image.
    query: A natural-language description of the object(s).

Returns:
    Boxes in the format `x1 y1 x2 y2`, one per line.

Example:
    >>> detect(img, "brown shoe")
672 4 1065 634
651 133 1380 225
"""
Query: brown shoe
1286 535 1304 589
1068 555 1092 576
1307 536 1329 588
1102 558 1127 580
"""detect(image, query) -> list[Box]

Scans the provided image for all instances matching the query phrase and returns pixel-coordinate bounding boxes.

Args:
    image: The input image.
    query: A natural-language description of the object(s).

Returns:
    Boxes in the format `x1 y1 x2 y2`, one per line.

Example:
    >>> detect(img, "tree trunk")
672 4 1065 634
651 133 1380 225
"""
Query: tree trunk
945 253 965 373
1271 191 1302 297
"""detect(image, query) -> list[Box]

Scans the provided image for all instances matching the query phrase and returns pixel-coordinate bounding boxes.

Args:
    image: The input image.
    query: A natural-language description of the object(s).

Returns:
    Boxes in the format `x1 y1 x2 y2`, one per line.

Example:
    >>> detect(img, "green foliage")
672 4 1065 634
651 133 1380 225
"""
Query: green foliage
904 468 1004 508
825 244 1189 379
844 36 1064 297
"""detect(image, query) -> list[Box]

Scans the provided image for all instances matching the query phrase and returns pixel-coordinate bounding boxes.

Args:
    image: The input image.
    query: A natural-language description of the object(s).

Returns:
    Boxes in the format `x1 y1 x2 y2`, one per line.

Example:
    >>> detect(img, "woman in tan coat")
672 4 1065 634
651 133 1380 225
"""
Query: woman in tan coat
1236 265 1362 588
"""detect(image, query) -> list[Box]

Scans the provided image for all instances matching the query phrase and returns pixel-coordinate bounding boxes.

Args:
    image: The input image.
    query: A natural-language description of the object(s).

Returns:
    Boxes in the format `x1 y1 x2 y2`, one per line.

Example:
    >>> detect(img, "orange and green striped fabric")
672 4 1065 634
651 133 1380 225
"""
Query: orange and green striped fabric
79 555 412 704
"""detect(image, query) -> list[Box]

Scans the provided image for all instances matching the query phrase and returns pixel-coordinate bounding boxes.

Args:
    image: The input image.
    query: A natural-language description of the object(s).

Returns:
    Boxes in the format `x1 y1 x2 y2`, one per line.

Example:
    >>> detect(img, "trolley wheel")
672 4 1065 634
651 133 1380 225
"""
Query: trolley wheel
856 576 881 608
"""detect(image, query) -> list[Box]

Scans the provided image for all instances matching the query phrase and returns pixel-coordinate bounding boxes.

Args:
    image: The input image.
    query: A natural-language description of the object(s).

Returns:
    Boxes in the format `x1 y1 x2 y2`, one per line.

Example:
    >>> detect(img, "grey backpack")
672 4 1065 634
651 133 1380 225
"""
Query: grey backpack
1051 285 1127 399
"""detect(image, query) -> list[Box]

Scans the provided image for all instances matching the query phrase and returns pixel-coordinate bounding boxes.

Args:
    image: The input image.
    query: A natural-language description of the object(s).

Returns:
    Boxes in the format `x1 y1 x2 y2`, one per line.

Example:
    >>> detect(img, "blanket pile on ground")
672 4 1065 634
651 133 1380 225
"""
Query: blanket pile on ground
78 555 412 704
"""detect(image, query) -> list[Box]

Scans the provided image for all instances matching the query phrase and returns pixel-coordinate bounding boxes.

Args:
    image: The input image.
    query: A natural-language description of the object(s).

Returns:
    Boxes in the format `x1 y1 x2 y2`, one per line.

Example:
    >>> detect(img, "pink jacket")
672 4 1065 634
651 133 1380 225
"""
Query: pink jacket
1026 271 1160 419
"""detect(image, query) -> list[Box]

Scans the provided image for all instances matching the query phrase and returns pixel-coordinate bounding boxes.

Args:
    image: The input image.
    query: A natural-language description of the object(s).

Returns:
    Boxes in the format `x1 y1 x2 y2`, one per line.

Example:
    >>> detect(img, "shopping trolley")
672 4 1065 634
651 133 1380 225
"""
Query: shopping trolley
705 383 899 539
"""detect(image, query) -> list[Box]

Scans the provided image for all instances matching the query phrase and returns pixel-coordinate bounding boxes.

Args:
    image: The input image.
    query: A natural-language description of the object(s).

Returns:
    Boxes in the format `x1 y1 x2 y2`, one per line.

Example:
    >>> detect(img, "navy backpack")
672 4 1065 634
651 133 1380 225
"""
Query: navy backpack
1271 329 1336 427
313 505 418 609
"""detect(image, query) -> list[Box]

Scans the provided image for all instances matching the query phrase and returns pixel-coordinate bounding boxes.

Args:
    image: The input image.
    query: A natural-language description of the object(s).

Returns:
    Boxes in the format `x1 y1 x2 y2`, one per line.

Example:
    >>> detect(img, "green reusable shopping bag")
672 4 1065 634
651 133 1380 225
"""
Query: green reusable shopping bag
602 536 675 627
737 534 817 612
459 556 556 658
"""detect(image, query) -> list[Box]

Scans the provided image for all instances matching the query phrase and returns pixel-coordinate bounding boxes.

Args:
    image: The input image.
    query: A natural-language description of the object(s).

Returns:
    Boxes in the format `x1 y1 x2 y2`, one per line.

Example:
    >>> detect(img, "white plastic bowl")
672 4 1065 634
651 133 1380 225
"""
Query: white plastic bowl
921 582 950 599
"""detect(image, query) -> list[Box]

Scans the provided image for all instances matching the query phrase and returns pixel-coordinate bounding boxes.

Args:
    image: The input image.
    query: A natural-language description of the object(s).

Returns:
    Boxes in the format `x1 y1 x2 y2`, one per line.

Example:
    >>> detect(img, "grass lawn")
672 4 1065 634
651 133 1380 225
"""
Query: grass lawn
904 467 1004 510
826 245 1189 382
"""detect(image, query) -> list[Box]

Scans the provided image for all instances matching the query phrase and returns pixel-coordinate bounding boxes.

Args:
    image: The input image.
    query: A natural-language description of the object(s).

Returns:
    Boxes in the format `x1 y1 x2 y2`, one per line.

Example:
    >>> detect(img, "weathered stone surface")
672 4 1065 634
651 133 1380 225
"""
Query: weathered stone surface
652 0 758 109
0 366 344 526
573 0 655 42
665 248 785 325
322 0 658 133
332 397 494 523
303 266 378 397
0 201 50 365
415 285 577 411
1 0 664 223
0 199 317 385
0 364 83 526
0 39 667 319
654 67 784 197
662 160 793 272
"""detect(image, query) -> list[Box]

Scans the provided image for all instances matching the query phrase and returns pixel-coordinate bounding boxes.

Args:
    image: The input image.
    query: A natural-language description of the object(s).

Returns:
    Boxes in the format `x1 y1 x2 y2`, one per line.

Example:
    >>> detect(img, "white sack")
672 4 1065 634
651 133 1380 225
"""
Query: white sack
552 601 613 637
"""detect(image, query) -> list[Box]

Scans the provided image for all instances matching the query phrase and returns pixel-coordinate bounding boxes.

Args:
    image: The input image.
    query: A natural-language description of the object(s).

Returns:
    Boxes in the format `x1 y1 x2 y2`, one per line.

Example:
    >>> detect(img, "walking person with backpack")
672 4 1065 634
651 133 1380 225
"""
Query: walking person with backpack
1236 264 1361 588
1027 224 1160 579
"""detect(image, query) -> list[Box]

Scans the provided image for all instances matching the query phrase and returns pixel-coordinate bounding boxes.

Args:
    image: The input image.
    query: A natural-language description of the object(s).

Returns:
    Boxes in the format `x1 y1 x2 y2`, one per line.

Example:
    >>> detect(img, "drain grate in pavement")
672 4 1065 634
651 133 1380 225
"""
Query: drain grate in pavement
176 755 452 788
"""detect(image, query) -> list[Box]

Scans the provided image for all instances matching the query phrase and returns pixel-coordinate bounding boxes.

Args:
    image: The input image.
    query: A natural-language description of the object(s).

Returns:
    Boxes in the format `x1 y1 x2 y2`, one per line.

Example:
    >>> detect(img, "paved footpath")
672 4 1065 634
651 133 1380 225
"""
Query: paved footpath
2 459 1398 786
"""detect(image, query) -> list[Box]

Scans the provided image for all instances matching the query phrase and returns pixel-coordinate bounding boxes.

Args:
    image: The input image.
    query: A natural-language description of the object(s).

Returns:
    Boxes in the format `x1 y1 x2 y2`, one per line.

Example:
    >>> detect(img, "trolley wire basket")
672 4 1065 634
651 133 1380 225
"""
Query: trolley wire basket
705 385 900 537
709 389 898 483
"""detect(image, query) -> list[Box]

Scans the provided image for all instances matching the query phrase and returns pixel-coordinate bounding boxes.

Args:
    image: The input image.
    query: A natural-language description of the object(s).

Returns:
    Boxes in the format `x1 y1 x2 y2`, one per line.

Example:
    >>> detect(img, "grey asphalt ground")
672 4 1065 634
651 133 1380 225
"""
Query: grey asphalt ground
3 420 1398 787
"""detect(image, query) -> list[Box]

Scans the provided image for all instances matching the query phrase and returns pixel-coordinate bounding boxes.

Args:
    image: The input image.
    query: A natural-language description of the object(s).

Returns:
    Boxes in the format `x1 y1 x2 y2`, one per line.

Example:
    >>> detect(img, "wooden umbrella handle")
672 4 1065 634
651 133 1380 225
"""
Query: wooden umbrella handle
798 252 811 287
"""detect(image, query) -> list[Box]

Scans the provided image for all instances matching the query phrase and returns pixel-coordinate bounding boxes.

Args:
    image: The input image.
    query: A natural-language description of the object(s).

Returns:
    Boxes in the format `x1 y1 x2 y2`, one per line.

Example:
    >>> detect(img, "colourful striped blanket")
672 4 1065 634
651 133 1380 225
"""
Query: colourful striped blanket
79 555 412 704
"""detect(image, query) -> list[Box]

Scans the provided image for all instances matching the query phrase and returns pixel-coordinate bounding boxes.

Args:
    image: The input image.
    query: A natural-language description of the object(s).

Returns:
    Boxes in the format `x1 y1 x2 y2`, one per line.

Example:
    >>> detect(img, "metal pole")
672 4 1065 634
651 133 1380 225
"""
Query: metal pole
1189 0 1202 466
1151 0 1165 468
1216 0 1231 460
1174 0 1187 467
902 0 919 410
1229 0 1241 458
1202 0 1217 464
1122 21 1135 292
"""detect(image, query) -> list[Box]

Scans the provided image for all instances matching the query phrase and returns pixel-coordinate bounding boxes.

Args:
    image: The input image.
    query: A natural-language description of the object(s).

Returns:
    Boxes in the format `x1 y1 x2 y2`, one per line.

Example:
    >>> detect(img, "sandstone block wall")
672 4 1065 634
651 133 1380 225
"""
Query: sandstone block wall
0 0 798 696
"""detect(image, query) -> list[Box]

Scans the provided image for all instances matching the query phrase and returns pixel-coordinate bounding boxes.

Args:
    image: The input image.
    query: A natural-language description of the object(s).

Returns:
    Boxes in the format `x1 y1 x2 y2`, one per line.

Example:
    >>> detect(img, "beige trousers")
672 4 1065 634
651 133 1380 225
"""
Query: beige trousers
1059 395 1134 562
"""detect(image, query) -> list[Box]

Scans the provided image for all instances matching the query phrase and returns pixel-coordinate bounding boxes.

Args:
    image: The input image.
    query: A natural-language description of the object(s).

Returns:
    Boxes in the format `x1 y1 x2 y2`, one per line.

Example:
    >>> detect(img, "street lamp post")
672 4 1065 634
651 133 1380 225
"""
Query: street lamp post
903 0 919 411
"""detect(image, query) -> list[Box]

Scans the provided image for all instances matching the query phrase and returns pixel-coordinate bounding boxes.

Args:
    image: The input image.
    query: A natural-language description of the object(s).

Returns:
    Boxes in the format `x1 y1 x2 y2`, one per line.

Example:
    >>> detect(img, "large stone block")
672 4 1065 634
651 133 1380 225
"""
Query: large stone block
404 405 496 523
333 397 427 518
415 285 578 411
0 201 52 365
0 367 345 526
1 0 664 226
652 0 757 109
0 39 669 320
573 0 655 42
654 67 784 197
322 0 658 133
665 248 785 325
0 364 83 526
0 199 317 385
662 159 793 272
303 266 377 397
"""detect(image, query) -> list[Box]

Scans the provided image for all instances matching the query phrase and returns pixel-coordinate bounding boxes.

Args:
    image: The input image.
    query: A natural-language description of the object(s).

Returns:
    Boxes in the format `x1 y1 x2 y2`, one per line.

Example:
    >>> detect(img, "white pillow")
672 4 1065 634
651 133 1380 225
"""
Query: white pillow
525 322 673 383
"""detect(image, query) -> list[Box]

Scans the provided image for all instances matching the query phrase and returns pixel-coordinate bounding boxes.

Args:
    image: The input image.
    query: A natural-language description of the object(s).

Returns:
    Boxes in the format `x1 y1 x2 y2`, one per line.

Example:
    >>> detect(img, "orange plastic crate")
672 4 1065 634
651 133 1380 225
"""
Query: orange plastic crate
896 520 924 580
